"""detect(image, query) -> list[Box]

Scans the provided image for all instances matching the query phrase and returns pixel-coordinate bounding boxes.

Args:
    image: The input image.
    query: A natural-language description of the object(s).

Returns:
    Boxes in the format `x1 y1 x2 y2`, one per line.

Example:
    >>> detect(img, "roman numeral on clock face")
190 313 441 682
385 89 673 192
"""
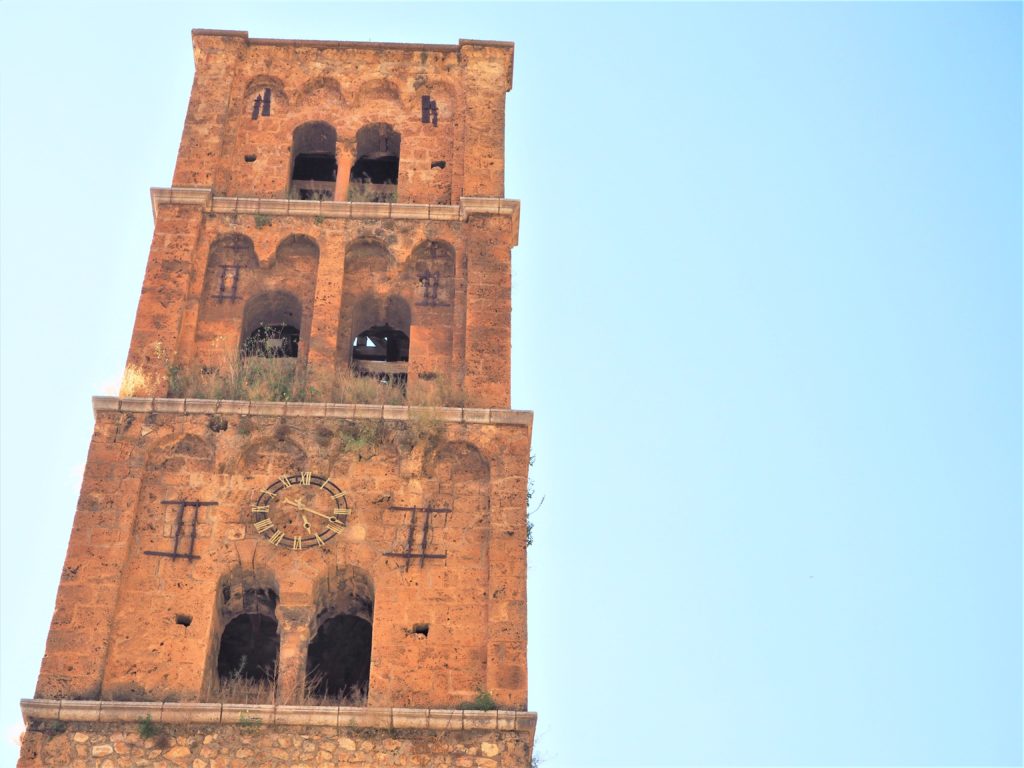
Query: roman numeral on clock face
253 471 350 550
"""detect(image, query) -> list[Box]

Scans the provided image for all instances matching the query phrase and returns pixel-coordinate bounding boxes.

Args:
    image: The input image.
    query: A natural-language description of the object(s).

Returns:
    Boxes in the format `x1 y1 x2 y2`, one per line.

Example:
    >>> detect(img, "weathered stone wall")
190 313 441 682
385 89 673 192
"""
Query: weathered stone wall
124 201 515 409
19 702 535 768
35 400 531 711
174 32 512 204
24 30 534 768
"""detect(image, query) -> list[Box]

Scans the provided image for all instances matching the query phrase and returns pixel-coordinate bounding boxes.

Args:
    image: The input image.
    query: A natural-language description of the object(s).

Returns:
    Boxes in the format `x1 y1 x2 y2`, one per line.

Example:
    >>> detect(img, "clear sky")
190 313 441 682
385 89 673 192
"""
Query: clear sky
0 2 1020 767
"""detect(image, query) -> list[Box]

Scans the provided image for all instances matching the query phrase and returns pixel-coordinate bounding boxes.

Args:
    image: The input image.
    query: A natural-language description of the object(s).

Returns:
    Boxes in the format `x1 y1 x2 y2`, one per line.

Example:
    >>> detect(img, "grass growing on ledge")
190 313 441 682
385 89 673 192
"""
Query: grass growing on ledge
205 665 366 707
166 354 467 407
457 690 498 711
167 356 319 402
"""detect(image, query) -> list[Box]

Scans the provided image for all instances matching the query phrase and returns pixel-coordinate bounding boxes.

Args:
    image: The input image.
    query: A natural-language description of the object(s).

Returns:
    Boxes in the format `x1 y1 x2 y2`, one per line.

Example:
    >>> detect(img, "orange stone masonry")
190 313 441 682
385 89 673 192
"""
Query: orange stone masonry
20 29 535 767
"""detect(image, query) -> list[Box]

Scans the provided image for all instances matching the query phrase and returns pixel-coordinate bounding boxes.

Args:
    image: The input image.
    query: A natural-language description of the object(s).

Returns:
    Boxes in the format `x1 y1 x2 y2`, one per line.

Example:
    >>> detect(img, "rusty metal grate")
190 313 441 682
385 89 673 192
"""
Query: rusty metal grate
384 505 450 570
143 500 218 561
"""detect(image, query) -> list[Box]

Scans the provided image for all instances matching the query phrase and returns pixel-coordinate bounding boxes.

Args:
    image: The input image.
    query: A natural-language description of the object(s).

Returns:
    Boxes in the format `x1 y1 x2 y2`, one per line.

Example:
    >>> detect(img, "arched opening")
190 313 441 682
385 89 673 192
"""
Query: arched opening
242 291 302 358
216 614 280 683
210 573 281 701
348 123 400 202
307 567 374 704
352 323 409 364
290 122 337 200
306 615 372 700
347 295 411 385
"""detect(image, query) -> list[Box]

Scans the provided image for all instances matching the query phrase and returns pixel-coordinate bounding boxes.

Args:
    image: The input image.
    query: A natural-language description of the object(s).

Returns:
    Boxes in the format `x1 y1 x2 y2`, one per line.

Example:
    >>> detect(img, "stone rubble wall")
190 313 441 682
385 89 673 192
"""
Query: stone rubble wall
20 722 531 768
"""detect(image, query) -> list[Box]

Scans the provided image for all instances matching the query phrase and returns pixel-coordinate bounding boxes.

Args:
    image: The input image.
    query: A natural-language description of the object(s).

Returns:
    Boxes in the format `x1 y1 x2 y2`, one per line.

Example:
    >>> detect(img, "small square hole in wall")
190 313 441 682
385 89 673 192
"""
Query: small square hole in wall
410 623 429 637
175 614 193 627
244 154 257 163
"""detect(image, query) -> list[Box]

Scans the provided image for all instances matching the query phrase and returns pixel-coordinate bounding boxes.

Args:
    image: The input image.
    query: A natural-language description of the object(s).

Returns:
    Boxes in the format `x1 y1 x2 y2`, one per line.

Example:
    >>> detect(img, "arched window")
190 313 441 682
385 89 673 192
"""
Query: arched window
347 295 411 383
290 122 337 200
241 291 302 358
352 323 409 364
307 567 373 703
348 123 400 202
211 572 281 701
217 613 280 684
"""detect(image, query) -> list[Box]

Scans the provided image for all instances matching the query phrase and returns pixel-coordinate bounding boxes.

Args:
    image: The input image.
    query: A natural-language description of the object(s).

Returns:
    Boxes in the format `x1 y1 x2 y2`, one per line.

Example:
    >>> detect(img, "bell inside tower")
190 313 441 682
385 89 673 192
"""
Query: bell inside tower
290 121 338 200
348 123 401 202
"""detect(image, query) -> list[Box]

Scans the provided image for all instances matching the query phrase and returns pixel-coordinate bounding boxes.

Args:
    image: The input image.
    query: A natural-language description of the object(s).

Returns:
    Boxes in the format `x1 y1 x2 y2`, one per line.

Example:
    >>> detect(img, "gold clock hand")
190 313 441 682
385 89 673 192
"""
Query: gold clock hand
301 513 312 531
304 507 345 521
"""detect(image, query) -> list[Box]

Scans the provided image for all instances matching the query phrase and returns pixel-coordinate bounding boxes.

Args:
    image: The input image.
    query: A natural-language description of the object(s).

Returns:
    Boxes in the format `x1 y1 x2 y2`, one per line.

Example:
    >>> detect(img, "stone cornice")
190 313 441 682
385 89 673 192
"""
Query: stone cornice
21 699 536 733
93 396 533 428
191 29 514 54
149 188 521 244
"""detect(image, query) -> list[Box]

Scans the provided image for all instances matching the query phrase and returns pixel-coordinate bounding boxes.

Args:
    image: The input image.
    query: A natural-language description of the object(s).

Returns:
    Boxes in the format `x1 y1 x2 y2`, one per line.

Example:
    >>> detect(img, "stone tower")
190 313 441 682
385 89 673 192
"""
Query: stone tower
19 30 535 768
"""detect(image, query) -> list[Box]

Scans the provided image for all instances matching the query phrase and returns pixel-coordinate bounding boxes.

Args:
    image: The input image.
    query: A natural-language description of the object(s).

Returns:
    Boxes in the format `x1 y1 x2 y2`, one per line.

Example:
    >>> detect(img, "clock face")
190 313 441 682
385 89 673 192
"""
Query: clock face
252 472 349 551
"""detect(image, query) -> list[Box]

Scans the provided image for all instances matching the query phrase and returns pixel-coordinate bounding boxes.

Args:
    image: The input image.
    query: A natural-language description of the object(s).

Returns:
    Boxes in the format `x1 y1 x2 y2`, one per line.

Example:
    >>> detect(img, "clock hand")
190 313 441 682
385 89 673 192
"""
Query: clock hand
279 496 345 521
301 513 312 532
283 498 319 515
304 507 345 521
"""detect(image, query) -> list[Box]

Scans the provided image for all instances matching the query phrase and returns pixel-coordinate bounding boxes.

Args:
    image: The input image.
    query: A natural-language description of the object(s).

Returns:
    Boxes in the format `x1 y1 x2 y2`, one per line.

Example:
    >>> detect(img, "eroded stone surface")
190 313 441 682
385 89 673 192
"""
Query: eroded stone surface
20 723 531 768
23 29 534 768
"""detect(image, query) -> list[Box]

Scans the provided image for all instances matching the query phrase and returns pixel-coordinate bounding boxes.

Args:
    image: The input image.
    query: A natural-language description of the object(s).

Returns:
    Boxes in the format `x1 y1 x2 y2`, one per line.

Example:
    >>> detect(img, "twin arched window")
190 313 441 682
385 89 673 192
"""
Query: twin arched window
214 570 374 704
289 122 400 203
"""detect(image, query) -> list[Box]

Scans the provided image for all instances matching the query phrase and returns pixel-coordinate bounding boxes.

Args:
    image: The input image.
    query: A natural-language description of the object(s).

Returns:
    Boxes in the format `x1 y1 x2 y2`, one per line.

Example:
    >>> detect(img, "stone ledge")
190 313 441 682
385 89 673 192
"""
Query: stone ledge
192 29 514 53
93 396 533 428
21 699 537 733
150 188 520 230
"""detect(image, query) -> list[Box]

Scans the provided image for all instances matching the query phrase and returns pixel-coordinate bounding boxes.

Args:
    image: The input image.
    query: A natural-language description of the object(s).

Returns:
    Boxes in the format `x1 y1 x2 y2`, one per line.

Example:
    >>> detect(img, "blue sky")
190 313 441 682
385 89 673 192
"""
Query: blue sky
1 2 1021 766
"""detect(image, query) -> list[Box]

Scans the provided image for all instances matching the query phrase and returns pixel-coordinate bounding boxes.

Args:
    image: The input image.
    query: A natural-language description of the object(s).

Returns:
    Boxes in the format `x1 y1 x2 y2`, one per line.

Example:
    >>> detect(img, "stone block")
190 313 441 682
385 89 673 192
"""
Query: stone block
97 701 161 723
494 711 517 730
120 397 155 413
338 706 391 729
284 401 327 418
221 703 272 726
462 407 489 424
215 400 250 415
351 404 383 420
428 709 464 730
324 403 356 419
462 710 498 731
58 701 101 722
20 699 61 720
514 711 537 731
181 399 216 414
247 401 286 417
272 705 338 726
161 703 222 724
381 405 408 421
390 203 430 220
391 707 430 729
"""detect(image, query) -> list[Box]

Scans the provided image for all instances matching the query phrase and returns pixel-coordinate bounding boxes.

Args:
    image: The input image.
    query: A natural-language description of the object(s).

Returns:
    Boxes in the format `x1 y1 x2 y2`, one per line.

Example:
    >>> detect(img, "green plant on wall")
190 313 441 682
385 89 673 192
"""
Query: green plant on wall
458 690 498 711
137 714 158 739
238 713 262 729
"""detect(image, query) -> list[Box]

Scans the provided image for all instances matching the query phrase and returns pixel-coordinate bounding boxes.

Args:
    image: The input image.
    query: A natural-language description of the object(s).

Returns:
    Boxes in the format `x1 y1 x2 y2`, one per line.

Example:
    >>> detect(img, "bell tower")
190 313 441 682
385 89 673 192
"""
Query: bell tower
19 30 535 768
